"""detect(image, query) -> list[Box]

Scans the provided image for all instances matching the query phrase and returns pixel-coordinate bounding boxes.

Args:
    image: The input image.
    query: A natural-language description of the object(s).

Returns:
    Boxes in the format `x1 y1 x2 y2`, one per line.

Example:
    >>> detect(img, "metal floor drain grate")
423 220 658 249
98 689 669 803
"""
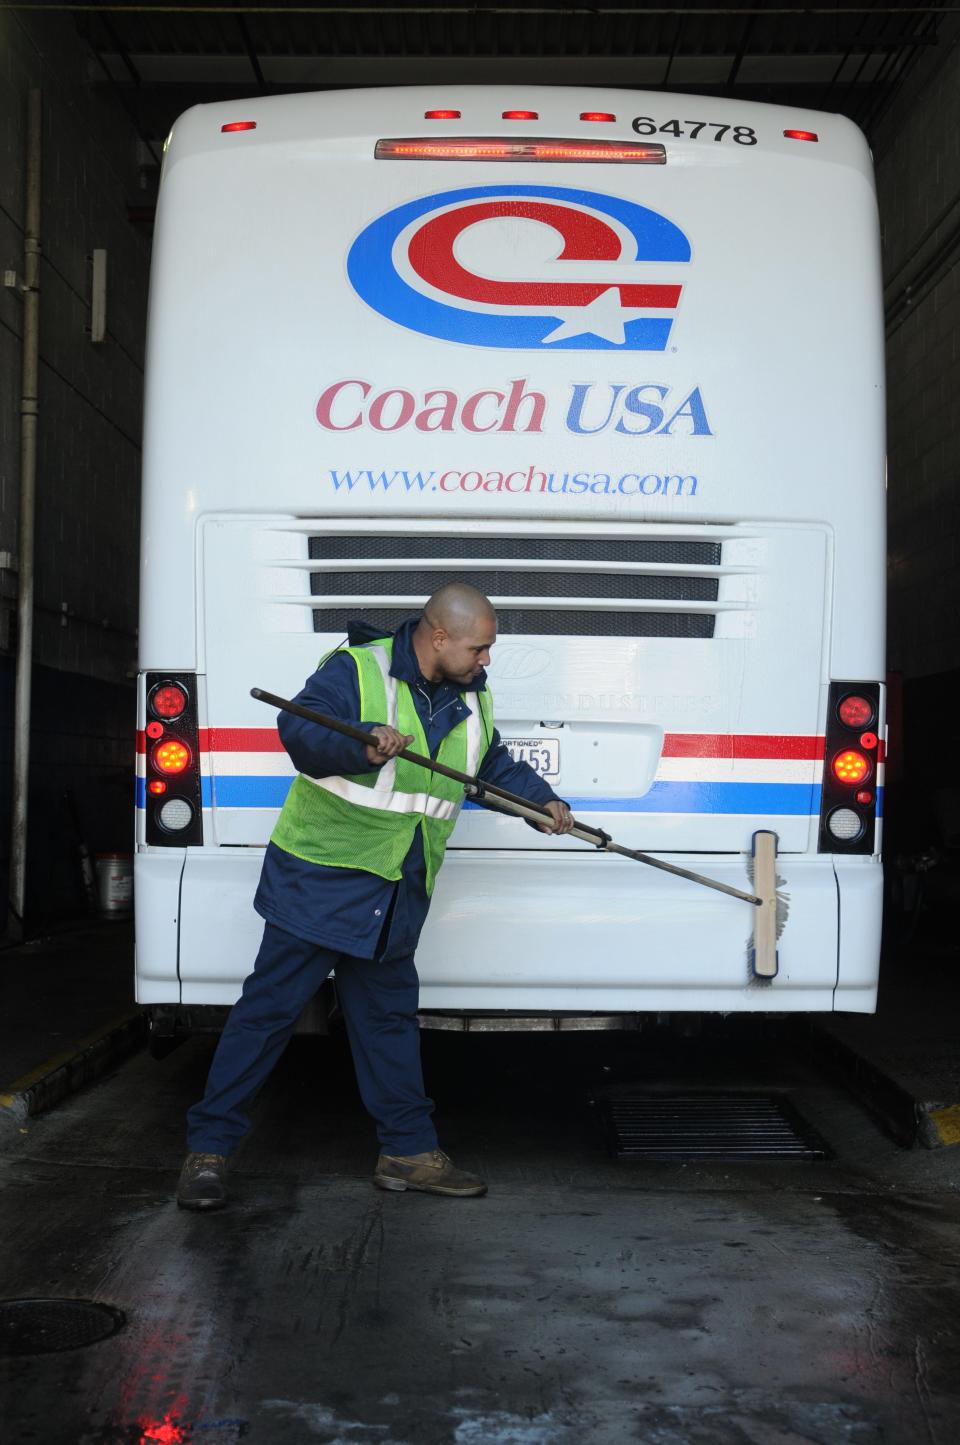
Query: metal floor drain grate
0 1298 126 1356
596 1090 830 1161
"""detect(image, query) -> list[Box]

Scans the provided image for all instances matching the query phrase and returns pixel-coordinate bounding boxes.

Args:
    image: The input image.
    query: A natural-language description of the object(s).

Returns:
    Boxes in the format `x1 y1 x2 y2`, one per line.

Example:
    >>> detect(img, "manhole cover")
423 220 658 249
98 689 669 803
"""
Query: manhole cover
0 1298 125 1356
595 1090 830 1161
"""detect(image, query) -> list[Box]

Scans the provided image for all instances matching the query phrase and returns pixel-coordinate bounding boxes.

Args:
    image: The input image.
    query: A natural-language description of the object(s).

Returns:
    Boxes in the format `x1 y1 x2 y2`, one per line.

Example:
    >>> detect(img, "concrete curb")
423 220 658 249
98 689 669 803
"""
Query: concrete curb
0 1010 146 1121
811 1025 960 1149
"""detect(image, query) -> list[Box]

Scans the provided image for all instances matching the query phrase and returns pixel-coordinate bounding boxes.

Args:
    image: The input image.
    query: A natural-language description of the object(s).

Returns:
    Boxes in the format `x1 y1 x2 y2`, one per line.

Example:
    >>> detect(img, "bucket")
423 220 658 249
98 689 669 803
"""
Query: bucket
95 853 133 918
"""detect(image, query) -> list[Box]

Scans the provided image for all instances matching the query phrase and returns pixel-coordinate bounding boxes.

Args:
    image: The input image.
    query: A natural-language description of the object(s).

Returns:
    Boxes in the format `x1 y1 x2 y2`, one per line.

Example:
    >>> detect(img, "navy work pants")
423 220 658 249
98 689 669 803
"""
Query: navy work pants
186 922 438 1158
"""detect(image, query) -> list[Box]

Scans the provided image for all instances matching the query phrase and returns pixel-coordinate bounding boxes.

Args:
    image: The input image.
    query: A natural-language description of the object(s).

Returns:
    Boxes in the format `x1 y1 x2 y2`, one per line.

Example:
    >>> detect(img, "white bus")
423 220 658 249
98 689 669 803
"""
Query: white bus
136 86 885 1039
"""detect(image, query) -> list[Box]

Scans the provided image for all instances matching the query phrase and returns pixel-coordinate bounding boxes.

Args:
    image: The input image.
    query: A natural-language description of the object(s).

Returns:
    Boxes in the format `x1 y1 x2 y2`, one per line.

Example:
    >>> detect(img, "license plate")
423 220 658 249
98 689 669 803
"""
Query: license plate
504 737 560 783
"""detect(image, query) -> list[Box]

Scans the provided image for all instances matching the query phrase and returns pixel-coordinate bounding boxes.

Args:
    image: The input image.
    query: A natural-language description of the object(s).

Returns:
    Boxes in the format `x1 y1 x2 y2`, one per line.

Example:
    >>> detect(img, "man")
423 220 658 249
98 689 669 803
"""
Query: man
177 584 573 1209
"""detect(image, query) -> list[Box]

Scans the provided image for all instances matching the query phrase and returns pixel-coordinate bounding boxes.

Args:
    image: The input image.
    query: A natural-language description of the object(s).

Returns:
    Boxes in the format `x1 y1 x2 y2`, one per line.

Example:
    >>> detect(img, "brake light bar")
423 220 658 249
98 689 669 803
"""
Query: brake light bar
375 137 666 164
221 120 257 133
784 129 818 142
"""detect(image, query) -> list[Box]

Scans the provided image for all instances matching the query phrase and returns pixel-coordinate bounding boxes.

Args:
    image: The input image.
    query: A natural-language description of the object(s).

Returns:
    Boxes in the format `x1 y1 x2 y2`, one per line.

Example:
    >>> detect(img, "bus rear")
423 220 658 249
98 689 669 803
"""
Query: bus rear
136 86 884 1024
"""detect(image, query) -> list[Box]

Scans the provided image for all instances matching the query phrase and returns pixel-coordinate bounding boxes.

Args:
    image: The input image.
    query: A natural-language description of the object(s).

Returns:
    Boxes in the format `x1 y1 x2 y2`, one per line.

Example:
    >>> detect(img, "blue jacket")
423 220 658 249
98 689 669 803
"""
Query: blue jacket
254 617 559 959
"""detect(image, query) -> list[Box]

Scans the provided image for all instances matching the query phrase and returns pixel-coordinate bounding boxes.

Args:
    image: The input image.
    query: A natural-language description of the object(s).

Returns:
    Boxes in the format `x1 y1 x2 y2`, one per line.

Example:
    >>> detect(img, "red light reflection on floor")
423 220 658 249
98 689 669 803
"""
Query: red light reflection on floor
139 1414 188 1444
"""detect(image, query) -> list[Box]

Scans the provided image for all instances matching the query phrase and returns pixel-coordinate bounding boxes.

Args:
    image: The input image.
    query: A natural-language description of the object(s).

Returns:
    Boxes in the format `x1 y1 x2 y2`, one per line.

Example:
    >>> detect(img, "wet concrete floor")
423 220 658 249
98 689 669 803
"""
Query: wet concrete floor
2 1024 960 1444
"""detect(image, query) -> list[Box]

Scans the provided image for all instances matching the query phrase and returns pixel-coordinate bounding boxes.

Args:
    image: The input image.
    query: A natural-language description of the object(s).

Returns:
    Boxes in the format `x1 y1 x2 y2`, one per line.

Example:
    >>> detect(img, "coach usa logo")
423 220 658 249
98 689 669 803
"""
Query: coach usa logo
346 184 691 352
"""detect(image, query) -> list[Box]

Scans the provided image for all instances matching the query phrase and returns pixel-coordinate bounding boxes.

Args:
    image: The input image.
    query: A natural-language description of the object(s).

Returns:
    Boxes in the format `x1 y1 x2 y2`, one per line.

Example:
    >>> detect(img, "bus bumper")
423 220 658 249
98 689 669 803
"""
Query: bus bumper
134 848 881 1014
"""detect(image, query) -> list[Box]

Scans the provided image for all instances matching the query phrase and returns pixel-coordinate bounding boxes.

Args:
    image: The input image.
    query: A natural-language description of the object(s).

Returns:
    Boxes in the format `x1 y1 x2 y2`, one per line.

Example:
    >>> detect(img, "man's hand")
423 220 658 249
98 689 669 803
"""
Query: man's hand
536 800 575 835
365 725 414 765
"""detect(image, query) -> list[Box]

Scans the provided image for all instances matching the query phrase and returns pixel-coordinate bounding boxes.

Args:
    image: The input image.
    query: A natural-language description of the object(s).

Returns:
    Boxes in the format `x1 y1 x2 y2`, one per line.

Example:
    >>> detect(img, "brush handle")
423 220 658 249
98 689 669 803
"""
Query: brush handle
251 687 762 907
469 786 760 904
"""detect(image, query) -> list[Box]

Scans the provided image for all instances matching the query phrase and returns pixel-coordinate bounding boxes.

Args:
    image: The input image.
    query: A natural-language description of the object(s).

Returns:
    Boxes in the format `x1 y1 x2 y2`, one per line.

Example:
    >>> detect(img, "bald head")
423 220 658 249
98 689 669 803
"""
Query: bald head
413 584 497 686
422 583 496 638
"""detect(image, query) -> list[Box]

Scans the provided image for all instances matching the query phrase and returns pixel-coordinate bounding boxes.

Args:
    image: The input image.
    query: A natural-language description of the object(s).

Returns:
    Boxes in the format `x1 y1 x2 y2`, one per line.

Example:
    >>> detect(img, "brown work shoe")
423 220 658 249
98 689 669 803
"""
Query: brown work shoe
374 1148 487 1197
176 1152 228 1210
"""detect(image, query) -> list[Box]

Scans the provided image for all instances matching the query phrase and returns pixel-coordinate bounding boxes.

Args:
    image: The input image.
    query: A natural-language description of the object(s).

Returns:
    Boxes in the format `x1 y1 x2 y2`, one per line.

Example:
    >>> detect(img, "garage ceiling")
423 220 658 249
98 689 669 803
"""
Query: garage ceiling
54 1 951 143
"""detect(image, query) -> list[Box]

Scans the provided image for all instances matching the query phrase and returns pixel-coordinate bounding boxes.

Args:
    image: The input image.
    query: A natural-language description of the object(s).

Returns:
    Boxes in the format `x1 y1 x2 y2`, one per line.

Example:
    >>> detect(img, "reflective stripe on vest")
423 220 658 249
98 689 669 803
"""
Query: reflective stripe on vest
303 772 463 821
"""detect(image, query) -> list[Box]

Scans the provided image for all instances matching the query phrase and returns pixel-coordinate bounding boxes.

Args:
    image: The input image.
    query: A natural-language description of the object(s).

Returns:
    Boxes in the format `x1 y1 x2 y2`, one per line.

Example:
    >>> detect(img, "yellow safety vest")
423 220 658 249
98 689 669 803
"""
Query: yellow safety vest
271 637 494 895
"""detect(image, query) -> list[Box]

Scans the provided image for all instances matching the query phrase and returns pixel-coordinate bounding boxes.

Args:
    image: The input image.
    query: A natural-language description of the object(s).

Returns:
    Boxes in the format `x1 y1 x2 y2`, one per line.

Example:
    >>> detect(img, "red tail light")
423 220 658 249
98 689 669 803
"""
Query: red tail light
581 112 616 122
221 120 256 133
425 109 460 120
784 129 818 142
149 681 187 720
838 694 874 728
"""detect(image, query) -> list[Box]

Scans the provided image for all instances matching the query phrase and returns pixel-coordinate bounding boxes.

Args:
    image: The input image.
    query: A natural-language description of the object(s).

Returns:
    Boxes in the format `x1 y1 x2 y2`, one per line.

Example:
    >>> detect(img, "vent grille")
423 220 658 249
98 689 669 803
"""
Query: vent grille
309 536 722 565
311 569 718 602
308 533 721 639
307 607 714 639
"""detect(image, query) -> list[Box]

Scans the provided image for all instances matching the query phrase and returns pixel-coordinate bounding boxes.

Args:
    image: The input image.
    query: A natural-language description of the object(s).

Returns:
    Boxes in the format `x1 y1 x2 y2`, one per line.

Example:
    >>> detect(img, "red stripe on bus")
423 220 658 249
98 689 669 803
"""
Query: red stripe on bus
661 734 825 760
200 727 286 752
194 727 827 759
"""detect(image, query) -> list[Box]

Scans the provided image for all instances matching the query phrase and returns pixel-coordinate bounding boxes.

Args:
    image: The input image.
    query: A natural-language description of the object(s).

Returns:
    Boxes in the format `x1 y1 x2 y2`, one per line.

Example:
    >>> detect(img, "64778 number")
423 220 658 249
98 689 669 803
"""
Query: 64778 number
632 117 758 145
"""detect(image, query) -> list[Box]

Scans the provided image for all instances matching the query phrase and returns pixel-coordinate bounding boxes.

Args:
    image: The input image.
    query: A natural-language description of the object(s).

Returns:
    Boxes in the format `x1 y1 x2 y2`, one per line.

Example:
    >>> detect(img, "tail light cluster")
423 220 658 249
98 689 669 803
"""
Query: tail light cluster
144 672 203 846
818 681 882 854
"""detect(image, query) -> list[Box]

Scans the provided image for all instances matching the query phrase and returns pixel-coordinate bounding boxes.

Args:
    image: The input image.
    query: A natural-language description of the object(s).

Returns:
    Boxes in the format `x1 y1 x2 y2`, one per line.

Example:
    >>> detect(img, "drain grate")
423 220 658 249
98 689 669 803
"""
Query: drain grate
596 1090 830 1161
0 1298 125 1356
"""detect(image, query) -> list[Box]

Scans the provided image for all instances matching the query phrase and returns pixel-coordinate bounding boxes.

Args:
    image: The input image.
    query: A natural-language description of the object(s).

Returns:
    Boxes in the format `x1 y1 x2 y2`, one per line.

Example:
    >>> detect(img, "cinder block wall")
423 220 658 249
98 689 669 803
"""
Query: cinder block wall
0 11 150 925
874 18 960 683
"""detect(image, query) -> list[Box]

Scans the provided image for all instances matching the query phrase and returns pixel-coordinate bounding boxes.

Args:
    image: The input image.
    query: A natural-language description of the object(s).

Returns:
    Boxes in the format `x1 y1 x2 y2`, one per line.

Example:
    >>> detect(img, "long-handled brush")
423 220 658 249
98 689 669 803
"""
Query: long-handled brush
251 687 787 980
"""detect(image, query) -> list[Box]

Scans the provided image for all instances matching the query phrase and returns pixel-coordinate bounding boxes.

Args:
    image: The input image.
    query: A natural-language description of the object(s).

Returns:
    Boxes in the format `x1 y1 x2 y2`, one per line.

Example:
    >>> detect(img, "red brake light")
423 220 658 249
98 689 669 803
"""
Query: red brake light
833 750 870 785
150 683 187 720
425 110 460 120
581 112 616 122
221 121 257 133
148 780 167 796
152 740 191 775
784 129 818 142
503 110 538 120
838 694 874 728
375 137 666 164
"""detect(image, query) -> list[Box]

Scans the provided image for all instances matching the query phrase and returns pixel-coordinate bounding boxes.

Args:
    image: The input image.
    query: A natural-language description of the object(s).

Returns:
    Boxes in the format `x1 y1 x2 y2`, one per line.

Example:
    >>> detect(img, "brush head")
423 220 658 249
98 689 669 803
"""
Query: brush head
745 831 789 983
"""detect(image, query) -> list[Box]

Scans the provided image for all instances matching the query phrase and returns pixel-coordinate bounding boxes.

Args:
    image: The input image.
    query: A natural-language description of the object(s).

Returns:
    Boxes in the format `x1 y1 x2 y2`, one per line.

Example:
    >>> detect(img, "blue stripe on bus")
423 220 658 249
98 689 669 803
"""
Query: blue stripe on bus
135 776 884 818
471 781 823 814
134 775 821 815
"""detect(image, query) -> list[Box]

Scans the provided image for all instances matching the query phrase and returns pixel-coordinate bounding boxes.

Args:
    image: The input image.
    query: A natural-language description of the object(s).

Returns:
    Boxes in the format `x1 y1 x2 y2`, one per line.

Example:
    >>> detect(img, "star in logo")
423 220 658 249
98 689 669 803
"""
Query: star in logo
541 287 635 345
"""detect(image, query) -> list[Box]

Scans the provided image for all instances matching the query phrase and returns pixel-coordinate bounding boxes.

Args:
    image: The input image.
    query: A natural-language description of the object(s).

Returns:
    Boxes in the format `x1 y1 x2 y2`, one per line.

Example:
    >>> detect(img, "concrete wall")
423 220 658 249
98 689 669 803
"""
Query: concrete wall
874 18 960 682
0 11 150 924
